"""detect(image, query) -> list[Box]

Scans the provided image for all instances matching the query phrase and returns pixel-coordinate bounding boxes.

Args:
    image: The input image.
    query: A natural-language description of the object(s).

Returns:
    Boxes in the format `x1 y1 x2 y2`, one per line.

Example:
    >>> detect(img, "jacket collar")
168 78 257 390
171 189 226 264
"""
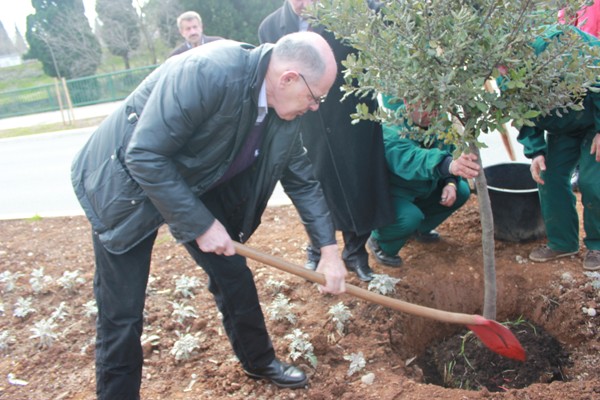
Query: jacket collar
249 44 274 107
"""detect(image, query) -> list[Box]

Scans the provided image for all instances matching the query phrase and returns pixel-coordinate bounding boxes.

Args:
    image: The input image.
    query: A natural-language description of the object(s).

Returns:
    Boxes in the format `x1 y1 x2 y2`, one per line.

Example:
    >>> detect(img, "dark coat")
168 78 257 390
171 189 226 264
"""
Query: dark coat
258 1 394 236
169 34 224 57
71 40 336 254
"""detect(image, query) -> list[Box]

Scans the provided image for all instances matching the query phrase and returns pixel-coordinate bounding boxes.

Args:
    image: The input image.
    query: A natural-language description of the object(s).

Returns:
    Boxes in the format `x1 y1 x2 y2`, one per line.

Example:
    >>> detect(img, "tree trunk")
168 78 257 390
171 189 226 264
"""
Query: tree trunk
470 143 497 320
136 0 157 65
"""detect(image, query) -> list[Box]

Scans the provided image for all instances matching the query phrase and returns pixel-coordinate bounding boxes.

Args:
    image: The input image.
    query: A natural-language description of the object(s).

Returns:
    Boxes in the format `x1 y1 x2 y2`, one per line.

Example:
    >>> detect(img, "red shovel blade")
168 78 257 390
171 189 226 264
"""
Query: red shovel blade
467 316 526 361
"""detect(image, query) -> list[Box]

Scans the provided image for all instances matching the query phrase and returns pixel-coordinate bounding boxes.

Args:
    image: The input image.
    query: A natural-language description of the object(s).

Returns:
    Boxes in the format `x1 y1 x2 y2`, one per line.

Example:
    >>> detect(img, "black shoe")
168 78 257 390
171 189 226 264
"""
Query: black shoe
304 260 317 271
413 230 441 243
344 260 374 282
244 358 308 389
367 237 402 267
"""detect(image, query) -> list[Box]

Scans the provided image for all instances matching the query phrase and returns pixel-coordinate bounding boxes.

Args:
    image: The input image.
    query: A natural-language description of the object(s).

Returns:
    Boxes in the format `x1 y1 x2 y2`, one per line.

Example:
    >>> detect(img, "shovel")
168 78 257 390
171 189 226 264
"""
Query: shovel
484 79 517 161
233 242 526 362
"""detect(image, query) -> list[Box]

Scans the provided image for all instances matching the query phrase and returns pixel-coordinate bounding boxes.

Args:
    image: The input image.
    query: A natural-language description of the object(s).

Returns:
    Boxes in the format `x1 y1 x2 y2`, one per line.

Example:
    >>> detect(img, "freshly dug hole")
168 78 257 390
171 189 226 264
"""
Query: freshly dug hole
417 320 570 391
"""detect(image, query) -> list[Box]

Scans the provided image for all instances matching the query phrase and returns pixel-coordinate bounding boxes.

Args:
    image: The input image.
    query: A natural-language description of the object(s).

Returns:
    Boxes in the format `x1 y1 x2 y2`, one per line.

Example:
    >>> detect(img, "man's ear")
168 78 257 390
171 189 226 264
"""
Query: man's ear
280 70 299 86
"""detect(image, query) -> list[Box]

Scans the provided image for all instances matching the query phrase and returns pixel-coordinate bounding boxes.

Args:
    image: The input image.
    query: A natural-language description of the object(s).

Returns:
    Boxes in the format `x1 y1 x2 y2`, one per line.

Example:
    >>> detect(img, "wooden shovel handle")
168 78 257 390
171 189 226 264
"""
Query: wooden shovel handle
484 80 517 161
234 242 480 326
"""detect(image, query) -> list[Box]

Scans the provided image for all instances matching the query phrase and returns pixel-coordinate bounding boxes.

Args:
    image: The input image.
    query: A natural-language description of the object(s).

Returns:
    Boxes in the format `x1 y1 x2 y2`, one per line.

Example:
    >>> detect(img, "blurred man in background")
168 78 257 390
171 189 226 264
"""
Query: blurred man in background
169 11 223 57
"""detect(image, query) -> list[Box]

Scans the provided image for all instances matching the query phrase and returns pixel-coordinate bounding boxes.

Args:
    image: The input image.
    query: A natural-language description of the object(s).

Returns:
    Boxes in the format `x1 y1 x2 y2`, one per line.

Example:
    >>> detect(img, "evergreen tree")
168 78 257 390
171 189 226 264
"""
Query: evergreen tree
133 0 158 65
0 21 17 56
24 0 101 79
96 0 141 69
14 27 28 55
145 0 183 49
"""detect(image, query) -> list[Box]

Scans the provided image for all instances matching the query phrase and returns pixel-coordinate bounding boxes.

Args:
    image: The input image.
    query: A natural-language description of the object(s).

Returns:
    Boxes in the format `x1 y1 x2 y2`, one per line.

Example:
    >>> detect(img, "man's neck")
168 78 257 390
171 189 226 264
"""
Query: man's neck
187 36 204 48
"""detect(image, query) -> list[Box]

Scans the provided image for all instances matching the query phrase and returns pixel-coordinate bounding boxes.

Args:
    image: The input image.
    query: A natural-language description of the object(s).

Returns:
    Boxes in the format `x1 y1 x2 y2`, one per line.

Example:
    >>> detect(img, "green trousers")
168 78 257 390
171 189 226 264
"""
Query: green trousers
541 130 600 252
372 180 471 256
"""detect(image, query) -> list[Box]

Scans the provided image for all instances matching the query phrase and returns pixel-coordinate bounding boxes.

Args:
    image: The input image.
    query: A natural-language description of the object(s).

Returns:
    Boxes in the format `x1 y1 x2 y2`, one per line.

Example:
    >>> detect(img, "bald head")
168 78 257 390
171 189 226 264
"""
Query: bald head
266 32 337 120
271 31 337 85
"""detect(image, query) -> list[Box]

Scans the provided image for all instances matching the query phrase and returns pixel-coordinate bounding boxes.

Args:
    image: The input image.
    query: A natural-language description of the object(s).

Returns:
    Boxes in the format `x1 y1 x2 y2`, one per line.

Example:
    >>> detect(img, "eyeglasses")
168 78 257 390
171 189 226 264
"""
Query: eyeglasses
299 73 327 105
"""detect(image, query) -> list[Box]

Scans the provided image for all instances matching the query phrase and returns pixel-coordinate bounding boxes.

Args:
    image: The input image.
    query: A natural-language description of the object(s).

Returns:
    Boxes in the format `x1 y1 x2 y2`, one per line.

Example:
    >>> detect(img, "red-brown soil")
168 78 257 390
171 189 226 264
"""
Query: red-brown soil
0 196 599 399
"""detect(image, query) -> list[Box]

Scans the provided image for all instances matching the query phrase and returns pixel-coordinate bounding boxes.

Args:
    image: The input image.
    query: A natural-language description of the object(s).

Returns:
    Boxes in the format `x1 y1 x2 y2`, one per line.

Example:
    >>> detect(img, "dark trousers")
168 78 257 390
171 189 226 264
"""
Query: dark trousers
93 230 156 400
92 224 275 399
307 230 370 267
182 241 275 370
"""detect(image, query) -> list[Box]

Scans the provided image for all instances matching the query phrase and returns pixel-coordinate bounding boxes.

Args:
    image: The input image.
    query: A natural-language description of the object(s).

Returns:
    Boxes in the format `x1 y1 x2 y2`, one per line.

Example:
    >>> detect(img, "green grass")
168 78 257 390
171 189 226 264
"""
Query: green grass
0 43 172 138
0 42 169 92
97 41 170 74
0 60 53 92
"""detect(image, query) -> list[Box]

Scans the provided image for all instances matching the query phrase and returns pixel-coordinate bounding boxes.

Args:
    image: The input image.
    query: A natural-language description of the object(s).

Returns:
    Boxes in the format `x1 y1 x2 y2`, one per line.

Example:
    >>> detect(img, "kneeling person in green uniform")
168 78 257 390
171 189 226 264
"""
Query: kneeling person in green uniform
367 96 480 267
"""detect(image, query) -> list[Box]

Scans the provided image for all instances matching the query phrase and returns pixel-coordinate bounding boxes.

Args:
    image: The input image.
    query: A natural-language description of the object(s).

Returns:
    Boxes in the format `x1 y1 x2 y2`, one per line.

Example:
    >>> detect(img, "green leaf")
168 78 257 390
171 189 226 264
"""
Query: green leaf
523 110 540 119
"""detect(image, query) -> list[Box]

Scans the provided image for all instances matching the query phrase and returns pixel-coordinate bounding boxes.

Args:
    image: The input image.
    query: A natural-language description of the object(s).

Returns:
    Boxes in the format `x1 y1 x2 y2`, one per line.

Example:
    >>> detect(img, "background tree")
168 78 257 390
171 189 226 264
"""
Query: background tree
96 0 141 69
316 0 599 319
134 0 158 65
24 0 101 79
14 27 28 55
0 22 17 57
145 0 184 49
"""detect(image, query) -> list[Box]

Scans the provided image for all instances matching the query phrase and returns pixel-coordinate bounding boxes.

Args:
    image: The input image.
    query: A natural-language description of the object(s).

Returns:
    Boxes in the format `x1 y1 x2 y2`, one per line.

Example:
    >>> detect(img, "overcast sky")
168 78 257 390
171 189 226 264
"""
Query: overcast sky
1 0 97 41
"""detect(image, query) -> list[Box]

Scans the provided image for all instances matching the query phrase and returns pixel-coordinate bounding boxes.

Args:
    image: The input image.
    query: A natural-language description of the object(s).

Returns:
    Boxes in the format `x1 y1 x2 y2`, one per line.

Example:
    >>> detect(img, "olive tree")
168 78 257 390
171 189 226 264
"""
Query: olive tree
315 0 599 319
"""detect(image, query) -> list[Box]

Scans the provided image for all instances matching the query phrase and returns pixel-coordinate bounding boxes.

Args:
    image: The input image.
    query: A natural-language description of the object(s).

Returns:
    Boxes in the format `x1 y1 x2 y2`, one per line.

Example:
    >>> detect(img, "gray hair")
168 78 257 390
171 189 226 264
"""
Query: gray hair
272 32 327 83
177 11 202 29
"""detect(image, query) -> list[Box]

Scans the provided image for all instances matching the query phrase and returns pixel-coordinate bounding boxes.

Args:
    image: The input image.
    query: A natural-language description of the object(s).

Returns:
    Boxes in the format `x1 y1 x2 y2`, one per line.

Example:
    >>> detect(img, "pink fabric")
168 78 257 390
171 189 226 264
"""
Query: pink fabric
558 1 600 37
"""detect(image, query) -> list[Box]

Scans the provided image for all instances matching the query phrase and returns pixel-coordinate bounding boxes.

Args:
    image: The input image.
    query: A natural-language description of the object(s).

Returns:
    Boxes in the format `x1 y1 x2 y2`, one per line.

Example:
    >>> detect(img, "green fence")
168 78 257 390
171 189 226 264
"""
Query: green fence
0 65 158 119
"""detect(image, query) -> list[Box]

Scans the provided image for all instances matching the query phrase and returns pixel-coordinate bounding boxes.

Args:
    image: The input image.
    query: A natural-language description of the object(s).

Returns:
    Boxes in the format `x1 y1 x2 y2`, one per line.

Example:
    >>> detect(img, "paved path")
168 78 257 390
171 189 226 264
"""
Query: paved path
0 103 290 220
0 102 122 130
0 102 528 220
0 128 93 219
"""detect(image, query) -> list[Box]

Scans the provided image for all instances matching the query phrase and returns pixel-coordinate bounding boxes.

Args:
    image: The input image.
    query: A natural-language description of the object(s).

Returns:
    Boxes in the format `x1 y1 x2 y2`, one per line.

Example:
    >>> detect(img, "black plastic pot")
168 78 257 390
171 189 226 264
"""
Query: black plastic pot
483 163 546 242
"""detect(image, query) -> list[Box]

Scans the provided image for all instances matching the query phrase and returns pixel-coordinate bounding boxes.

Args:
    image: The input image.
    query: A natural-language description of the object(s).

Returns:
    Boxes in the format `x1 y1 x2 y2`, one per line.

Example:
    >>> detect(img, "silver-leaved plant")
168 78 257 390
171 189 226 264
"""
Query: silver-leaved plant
13 296 36 318
328 302 352 336
170 300 198 324
368 274 401 296
0 271 23 292
0 330 14 352
265 278 289 295
29 318 58 349
174 275 201 298
170 331 202 361
82 300 98 319
344 352 366 377
266 293 297 324
30 267 53 294
285 328 317 368
57 270 86 294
